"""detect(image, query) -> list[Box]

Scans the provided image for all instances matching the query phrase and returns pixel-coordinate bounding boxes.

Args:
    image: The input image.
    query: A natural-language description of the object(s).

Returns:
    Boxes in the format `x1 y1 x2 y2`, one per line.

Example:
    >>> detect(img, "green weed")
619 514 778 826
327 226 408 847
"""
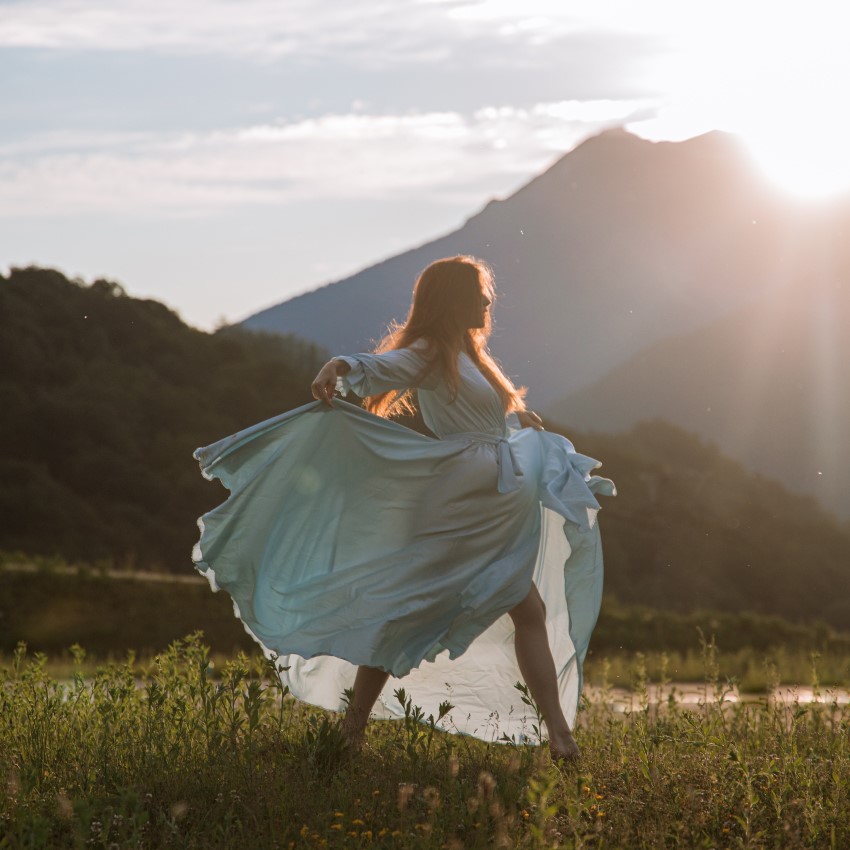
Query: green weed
1 634 848 848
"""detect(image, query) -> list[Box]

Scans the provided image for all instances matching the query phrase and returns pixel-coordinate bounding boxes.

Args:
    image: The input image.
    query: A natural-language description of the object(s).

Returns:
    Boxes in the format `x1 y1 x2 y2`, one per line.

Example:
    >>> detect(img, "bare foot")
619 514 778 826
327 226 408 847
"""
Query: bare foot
339 718 366 753
549 730 580 764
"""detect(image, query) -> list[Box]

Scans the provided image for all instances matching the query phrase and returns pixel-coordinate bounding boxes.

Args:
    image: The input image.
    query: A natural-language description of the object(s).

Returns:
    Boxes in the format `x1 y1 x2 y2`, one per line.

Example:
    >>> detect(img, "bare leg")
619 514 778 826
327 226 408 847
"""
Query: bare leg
509 583 579 760
340 665 390 748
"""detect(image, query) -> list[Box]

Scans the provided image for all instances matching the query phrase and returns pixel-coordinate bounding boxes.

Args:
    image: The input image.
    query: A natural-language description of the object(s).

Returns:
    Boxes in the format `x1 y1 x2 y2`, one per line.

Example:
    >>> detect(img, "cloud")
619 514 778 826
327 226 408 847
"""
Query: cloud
0 98 654 216
0 0 668 69
0 0 557 60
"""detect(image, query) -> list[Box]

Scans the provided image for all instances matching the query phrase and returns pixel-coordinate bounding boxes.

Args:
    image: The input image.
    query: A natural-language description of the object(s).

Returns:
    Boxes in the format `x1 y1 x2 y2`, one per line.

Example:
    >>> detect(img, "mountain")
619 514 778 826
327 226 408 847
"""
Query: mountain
547 259 850 517
242 128 850 517
242 128 813 407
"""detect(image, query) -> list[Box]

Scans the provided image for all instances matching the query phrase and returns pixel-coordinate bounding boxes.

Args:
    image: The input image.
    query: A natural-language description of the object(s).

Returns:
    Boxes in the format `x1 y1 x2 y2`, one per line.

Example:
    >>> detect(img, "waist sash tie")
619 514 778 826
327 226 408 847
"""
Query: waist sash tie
442 431 523 494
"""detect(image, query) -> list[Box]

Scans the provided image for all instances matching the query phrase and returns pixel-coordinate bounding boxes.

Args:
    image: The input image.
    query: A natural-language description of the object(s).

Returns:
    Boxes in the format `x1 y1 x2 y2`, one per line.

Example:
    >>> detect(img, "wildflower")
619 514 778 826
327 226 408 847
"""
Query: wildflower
397 783 415 812
478 771 497 799
300 825 309 838
334 812 345 818
521 809 530 820
422 786 441 810
330 824 343 831
372 789 380 797
352 819 365 826
55 793 73 820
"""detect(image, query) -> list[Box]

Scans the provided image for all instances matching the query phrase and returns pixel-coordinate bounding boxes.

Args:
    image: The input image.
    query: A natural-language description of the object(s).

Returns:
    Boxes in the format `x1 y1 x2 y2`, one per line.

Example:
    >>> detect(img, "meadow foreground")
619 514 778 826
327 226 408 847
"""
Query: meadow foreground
2 635 848 849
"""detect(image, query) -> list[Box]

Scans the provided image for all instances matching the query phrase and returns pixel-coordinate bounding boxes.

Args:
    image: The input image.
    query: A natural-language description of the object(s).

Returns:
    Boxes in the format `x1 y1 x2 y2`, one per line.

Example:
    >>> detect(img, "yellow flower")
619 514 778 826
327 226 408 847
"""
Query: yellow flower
352 819 365 826
334 812 345 818
330 824 343 831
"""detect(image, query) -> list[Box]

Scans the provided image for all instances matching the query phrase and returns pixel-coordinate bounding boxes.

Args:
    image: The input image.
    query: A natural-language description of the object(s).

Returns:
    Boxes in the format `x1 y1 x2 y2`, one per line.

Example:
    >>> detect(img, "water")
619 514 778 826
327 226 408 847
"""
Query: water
585 683 850 712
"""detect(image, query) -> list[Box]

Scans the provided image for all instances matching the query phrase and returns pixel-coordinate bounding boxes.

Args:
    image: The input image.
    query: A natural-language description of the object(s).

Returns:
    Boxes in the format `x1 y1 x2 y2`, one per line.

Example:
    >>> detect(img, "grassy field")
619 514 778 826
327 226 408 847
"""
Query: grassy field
2 634 848 849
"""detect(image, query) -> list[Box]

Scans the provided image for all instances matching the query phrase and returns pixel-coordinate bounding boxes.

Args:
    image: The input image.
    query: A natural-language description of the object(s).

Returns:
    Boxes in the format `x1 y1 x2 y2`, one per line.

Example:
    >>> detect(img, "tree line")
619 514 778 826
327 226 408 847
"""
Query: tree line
3 266 849 629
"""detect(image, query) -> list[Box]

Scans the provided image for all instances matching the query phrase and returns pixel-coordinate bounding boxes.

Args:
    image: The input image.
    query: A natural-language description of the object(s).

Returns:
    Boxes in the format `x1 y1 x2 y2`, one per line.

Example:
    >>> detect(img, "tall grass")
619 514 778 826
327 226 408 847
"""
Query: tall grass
2 634 848 848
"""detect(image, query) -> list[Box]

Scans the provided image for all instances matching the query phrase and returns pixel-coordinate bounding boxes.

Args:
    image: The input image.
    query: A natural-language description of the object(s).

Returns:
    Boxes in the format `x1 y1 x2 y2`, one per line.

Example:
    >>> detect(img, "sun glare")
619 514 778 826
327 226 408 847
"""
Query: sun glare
742 130 850 201
625 0 850 200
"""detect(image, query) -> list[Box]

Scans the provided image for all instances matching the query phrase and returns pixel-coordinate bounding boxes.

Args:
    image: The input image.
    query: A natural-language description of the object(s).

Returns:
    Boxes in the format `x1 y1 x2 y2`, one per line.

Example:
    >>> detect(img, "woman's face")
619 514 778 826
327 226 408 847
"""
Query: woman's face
468 292 491 329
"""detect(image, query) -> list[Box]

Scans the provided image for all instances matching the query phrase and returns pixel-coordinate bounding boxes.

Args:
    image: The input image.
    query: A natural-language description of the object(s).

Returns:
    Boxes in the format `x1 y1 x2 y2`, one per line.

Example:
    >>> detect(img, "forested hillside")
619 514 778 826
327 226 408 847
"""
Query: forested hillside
0 266 326 571
573 422 850 628
3 266 850 629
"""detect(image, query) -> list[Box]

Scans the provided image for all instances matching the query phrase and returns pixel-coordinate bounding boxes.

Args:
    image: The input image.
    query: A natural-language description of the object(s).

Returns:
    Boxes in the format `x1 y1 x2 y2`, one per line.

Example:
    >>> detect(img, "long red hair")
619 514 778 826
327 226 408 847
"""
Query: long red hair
366 256 527 418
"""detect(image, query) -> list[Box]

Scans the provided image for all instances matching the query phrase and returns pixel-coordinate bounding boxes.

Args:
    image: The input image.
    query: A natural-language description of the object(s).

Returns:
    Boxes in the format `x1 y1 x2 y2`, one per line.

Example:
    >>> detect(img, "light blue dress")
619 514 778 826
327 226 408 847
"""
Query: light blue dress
192 341 615 742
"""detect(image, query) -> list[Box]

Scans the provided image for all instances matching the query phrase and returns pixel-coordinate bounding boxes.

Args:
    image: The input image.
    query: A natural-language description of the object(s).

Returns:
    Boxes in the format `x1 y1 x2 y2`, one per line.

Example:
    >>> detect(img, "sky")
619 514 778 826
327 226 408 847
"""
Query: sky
2 0 850 330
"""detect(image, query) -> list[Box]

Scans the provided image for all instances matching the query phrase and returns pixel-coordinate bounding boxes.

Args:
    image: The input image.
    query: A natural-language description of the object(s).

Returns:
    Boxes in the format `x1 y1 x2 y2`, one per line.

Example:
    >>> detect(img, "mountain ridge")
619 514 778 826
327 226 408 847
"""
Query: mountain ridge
547 262 850 518
241 128 849 515
242 128 806 401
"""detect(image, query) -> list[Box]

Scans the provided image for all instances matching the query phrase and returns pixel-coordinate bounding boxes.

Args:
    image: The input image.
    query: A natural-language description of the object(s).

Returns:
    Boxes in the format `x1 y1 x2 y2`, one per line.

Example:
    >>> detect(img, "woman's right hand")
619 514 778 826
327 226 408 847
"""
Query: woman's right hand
515 410 544 430
311 360 341 406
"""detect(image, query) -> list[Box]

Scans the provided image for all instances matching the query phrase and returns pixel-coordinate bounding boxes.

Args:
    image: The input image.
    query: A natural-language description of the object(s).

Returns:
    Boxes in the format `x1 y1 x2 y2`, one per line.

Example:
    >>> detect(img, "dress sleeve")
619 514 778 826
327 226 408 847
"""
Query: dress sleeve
333 340 438 397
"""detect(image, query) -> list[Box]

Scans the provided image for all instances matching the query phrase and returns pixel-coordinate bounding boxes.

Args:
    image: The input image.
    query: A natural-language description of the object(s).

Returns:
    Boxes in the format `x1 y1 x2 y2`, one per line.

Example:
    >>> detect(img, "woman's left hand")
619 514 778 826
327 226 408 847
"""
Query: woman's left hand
515 410 544 431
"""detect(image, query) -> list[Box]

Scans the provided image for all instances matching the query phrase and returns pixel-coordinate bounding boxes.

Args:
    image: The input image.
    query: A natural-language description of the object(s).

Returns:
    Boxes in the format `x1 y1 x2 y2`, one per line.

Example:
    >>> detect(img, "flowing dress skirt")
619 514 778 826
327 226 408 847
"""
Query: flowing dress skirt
193 399 614 742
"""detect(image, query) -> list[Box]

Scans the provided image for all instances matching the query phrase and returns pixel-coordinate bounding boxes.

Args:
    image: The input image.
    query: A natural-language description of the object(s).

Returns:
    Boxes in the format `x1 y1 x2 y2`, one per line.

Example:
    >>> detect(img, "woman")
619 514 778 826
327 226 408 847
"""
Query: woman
192 256 614 762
